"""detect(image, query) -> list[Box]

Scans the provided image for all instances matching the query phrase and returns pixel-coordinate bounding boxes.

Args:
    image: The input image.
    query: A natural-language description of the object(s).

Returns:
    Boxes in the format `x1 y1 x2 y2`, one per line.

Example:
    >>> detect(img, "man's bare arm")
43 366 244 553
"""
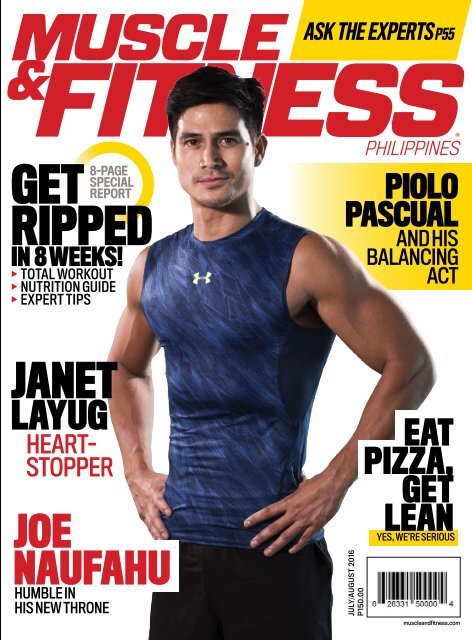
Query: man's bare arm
108 248 172 540
245 233 436 555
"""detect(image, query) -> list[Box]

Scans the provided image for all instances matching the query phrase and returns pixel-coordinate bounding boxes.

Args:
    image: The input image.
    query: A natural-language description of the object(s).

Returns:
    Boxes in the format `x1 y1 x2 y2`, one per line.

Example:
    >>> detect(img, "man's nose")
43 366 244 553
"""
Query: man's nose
200 142 224 168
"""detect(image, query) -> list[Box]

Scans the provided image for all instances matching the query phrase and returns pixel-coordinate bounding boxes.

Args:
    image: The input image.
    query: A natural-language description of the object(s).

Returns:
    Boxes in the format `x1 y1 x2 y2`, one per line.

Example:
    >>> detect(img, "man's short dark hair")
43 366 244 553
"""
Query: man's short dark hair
166 66 266 142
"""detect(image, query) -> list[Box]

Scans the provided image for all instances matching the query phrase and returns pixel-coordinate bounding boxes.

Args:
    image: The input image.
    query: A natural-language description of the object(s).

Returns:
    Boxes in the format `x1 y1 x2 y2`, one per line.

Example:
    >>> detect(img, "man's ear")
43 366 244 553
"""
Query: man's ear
170 138 176 166
254 134 268 167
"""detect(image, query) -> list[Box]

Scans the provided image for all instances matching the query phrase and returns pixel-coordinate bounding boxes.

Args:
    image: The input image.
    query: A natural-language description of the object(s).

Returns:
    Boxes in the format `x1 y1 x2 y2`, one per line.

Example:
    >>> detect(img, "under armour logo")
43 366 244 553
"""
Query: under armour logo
193 271 212 285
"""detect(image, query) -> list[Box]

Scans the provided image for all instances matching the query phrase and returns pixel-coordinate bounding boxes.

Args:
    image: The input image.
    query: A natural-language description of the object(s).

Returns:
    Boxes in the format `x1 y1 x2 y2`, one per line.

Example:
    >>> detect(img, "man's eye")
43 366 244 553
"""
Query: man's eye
220 137 237 145
184 139 200 147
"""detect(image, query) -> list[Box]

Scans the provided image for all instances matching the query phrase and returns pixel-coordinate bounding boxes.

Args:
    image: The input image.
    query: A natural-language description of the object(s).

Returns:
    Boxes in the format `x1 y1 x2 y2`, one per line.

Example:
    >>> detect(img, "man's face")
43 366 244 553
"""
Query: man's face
171 102 266 211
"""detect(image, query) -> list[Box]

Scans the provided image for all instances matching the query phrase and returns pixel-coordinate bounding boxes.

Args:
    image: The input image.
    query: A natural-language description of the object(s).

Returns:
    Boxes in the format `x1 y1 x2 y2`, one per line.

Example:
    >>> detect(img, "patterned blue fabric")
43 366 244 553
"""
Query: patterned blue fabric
141 209 335 548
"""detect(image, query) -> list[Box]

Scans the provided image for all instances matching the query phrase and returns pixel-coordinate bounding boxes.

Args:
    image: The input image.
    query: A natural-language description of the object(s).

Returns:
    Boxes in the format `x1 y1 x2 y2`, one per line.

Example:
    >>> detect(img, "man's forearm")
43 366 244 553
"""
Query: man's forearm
108 360 155 479
243 354 436 556
322 353 436 495
108 359 172 539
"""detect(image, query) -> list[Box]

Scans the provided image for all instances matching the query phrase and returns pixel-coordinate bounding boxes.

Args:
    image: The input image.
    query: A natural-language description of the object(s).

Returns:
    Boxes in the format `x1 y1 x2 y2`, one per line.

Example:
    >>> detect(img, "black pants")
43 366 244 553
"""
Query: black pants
149 539 333 640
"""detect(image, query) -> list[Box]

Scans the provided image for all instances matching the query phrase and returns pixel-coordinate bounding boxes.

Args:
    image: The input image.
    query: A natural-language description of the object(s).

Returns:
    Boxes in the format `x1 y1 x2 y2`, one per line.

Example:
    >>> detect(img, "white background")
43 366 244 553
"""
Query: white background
2 1 471 638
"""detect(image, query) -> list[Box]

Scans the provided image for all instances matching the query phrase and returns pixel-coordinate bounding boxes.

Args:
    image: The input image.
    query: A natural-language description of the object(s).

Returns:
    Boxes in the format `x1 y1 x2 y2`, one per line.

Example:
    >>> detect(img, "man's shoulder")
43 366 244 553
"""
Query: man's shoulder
293 232 354 267
261 209 313 244
291 231 373 301
152 223 193 248
146 223 193 259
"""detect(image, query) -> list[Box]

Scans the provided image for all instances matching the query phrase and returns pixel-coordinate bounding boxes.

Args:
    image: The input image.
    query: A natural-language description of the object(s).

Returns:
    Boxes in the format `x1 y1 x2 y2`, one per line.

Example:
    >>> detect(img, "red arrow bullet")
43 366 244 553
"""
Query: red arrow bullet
12 283 17 289
12 296 17 302
12 271 17 277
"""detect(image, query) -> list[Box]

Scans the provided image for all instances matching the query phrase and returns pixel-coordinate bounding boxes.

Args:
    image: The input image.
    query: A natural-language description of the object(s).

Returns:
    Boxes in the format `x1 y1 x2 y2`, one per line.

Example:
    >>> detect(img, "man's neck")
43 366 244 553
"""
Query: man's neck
192 198 261 241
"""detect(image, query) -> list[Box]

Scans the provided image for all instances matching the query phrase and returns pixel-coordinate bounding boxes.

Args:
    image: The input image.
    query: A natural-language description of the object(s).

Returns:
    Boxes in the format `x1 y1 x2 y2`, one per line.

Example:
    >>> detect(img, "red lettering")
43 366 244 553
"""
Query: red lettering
264 62 338 136
203 15 239 60
123 550 149 585
101 551 125 584
82 551 104 584
13 14 79 60
99 64 138 136
253 62 277 106
147 550 171 585
37 550 60 584
241 14 288 60
52 514 71 548
15 550 36 584
119 14 164 60
14 513 71 548
16 60 463 137
74 14 124 60
60 550 82 585
28 514 52 547
393 63 463 136
12 13 287 63
162 14 206 60
37 63 112 136
327 63 398 137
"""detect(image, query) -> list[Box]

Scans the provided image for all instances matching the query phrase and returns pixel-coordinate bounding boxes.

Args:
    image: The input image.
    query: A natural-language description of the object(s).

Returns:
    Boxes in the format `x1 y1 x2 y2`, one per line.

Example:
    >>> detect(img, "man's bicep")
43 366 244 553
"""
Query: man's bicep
109 248 160 377
110 305 159 376
320 282 425 374
301 235 428 374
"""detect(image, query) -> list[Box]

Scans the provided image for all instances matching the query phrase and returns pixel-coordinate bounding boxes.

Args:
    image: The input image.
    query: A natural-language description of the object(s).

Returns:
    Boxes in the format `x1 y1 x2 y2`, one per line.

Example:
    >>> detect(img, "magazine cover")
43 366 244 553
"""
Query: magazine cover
2 1 471 638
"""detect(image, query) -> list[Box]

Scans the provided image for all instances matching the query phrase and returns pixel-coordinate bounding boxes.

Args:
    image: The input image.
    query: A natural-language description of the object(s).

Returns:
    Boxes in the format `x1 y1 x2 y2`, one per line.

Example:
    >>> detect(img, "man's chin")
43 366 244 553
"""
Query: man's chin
192 194 236 210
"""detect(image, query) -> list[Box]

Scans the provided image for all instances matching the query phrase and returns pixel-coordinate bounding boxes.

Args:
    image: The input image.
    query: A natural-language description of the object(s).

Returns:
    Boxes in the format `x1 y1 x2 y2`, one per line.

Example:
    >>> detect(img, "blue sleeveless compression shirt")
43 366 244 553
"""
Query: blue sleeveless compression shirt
141 208 335 548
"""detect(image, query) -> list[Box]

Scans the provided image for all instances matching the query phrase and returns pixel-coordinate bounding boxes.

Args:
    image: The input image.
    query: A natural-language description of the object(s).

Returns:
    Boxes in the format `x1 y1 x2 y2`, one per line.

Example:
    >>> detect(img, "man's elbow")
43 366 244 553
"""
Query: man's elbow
411 347 436 403
109 352 152 381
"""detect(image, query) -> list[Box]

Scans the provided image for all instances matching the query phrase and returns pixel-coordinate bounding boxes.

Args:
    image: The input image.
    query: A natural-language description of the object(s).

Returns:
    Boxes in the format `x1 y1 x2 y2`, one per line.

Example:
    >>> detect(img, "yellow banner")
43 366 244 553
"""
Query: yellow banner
369 530 459 545
291 163 472 290
292 0 471 60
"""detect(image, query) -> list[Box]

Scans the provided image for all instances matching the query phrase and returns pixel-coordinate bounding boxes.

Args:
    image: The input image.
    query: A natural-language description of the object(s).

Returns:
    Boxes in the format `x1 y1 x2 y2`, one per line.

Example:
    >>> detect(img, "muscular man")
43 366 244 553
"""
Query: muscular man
108 66 435 640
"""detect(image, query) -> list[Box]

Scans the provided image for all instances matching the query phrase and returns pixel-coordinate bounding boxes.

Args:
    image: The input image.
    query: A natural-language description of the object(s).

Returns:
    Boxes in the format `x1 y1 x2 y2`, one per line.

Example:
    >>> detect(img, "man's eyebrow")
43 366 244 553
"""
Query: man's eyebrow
178 132 202 140
214 130 242 137
178 129 242 140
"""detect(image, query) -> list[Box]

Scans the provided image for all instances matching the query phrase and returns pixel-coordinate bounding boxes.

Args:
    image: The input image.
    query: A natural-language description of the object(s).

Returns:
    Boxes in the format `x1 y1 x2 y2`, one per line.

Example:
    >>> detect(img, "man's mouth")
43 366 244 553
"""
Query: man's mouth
196 175 230 185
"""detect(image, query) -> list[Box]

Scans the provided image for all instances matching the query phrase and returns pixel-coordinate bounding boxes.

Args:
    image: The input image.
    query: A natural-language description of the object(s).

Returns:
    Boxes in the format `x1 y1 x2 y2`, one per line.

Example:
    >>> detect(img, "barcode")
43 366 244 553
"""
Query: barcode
377 571 447 603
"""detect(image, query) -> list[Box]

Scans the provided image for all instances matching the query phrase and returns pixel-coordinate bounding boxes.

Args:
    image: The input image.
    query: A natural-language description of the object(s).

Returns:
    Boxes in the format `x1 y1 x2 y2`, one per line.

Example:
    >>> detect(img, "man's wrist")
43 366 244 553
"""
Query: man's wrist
124 457 153 482
321 450 358 497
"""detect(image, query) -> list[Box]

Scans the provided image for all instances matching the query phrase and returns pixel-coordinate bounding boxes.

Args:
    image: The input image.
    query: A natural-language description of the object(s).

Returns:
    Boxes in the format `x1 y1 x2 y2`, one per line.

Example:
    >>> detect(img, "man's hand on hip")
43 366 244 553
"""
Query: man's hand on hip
243 471 344 557
127 470 172 540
